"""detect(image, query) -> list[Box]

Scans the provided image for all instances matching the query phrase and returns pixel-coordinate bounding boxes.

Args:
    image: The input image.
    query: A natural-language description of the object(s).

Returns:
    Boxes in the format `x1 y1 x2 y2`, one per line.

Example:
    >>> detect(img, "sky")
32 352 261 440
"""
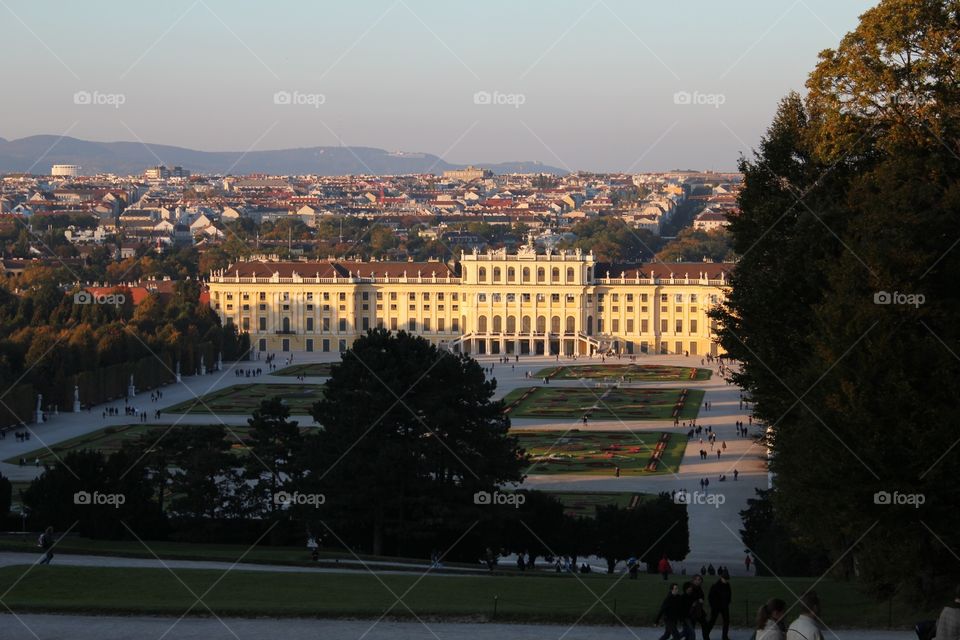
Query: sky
0 0 877 172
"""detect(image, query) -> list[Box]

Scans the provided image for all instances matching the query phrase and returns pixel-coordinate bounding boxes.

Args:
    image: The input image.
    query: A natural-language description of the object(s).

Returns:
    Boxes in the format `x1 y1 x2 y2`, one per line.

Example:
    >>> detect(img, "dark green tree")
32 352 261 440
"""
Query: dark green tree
714 0 960 602
307 329 526 556
0 472 11 515
245 397 302 517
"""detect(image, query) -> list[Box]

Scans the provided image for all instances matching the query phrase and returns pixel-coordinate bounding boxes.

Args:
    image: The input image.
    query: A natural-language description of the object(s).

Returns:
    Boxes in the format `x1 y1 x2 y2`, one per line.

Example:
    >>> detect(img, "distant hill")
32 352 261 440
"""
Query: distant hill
0 135 566 177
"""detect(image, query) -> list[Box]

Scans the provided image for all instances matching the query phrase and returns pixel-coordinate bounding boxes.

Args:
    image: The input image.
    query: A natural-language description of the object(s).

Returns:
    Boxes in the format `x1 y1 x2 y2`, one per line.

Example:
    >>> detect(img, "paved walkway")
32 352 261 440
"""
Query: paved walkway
0 613 915 640
0 352 767 574
0 552 485 575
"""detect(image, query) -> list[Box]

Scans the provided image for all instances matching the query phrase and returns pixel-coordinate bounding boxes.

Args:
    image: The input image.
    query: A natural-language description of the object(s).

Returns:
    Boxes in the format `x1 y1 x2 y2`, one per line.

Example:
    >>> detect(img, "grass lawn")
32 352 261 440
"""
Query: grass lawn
516 430 686 475
273 363 335 377
545 491 652 517
0 534 466 571
536 363 712 382
0 564 934 627
503 387 703 421
162 383 324 415
1 423 262 466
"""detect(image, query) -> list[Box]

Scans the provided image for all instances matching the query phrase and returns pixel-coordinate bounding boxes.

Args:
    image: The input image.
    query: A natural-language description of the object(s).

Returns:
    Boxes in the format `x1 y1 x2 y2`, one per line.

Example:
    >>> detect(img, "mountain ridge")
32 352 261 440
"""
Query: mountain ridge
0 135 566 177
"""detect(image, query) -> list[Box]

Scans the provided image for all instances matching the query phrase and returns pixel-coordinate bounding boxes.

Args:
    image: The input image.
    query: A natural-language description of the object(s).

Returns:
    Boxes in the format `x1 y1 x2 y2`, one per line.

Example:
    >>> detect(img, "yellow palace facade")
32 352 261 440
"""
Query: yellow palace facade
207 246 731 357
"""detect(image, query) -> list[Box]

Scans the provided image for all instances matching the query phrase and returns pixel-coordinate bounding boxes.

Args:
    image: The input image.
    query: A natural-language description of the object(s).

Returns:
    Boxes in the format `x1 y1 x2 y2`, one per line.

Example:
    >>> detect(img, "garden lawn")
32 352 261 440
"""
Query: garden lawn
0 565 935 628
535 364 711 382
503 387 702 421
162 383 324 415
516 430 686 475
544 491 652 517
273 363 334 377
2 423 261 465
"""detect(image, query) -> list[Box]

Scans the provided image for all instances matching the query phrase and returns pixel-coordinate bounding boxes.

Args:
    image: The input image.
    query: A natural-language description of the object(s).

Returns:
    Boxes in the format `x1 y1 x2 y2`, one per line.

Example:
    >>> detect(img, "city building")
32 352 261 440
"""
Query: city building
144 165 190 180
51 164 82 177
208 243 730 357
442 165 492 181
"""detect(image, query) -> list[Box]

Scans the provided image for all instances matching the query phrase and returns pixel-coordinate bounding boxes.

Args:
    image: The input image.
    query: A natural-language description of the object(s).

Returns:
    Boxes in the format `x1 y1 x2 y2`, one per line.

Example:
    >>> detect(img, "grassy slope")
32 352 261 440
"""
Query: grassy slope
0 564 936 627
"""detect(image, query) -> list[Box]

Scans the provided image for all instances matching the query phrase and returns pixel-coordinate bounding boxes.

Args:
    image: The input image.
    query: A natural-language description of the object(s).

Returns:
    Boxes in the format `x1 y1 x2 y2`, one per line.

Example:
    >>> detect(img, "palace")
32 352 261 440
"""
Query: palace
207 245 732 357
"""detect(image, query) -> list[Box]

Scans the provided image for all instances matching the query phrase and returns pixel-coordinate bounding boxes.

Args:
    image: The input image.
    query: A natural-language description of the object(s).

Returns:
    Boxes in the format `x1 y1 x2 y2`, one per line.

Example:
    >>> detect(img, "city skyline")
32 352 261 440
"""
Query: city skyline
2 0 874 172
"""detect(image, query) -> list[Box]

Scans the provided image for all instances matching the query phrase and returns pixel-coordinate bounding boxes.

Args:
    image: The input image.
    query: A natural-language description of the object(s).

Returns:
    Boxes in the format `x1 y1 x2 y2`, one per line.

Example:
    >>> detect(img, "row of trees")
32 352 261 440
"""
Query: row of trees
717 0 960 603
0 267 248 426
18 330 689 567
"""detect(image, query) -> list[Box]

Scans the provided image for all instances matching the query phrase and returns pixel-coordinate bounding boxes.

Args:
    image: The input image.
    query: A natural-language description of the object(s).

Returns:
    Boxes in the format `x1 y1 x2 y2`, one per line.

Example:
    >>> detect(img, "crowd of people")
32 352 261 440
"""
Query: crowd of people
654 573 825 640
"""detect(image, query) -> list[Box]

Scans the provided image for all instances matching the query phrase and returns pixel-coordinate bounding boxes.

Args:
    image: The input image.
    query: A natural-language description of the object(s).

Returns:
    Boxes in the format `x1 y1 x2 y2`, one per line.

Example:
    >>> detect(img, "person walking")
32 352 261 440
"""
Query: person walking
683 574 707 640
38 526 55 565
934 584 960 640
755 598 787 640
786 592 824 640
658 553 672 581
655 583 686 640
706 569 732 640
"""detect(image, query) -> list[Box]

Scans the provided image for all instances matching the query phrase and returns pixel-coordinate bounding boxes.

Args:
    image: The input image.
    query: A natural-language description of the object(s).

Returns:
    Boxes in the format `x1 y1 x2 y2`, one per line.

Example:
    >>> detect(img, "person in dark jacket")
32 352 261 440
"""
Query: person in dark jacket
655 583 686 640
706 569 732 640
683 574 707 640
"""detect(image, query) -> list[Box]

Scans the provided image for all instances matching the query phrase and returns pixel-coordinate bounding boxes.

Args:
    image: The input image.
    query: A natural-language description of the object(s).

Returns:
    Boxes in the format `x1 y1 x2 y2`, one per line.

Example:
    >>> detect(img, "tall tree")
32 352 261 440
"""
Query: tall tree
714 0 960 601
307 329 526 556
245 397 302 516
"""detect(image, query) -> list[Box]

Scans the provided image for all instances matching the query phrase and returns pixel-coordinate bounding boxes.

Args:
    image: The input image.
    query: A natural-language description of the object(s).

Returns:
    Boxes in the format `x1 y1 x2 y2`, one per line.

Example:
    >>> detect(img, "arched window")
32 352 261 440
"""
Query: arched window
493 316 502 333
536 315 546 333
493 267 501 282
522 315 531 333
282 317 290 332
537 267 545 283
566 315 576 333
566 267 574 282
551 267 560 282
478 315 487 333
586 267 593 282
522 267 531 283
478 267 487 283
507 267 516 282
587 315 593 335
551 315 560 334
506 316 516 333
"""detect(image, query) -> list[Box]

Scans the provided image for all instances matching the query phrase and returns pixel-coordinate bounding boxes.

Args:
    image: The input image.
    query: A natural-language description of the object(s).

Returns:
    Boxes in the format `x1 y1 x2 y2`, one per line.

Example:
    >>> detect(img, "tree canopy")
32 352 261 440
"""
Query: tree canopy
714 0 960 602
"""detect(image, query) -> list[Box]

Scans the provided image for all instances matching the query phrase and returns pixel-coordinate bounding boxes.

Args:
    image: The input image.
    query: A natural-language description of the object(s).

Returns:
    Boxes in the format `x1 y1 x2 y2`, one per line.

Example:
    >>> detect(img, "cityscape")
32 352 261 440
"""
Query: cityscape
0 1 958 639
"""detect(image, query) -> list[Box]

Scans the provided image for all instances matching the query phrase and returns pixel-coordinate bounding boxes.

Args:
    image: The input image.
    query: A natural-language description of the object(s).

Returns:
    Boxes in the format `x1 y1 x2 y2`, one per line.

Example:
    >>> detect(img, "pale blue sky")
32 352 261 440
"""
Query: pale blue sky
0 0 876 171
